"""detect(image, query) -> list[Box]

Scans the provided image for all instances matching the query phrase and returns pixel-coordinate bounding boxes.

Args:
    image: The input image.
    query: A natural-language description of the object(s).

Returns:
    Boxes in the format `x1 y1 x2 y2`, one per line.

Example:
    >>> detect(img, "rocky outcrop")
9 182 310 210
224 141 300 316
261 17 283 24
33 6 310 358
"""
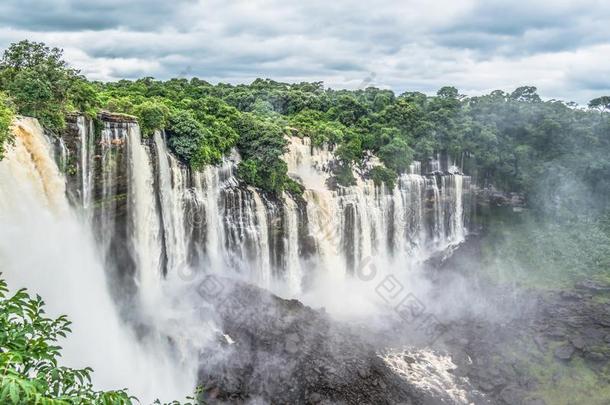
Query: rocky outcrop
475 186 526 209
98 110 138 123
196 277 479 405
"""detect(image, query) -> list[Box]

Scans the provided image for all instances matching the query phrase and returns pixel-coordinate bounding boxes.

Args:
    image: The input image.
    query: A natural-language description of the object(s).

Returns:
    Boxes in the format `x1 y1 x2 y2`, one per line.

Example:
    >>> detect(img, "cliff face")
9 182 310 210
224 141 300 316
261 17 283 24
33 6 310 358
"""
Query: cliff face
60 114 139 306
57 114 474 301
49 114 484 403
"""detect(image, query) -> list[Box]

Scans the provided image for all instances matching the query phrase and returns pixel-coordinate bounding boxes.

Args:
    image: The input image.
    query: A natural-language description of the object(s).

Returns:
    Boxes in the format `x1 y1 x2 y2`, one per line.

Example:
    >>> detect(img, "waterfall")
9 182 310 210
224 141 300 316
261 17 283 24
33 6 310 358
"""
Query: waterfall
0 114 473 400
0 117 196 403
50 119 472 295
153 131 189 275
128 126 163 302
193 160 233 271
250 189 272 287
282 136 470 280
283 193 302 294
76 116 95 219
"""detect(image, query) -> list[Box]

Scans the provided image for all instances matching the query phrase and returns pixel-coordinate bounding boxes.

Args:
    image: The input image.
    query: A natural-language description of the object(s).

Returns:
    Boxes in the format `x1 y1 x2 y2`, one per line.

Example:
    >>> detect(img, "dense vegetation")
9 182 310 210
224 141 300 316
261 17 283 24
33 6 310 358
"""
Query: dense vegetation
0 276 135 404
0 40 609 203
0 275 205 405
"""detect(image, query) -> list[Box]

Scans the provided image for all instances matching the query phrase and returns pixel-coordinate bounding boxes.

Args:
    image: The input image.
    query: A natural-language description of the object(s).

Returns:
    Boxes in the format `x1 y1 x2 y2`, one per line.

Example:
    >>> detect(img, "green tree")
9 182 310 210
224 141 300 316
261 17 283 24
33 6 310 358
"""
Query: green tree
369 166 397 190
378 137 413 173
0 276 134 404
235 113 297 193
0 275 206 405
510 86 541 103
0 40 80 133
588 96 610 112
134 101 170 137
167 110 210 164
0 92 14 160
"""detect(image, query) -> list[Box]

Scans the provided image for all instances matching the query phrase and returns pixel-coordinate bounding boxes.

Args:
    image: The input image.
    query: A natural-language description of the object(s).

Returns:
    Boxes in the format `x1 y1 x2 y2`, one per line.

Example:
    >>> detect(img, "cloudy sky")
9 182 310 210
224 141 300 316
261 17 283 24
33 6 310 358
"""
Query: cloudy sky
1 0 609 103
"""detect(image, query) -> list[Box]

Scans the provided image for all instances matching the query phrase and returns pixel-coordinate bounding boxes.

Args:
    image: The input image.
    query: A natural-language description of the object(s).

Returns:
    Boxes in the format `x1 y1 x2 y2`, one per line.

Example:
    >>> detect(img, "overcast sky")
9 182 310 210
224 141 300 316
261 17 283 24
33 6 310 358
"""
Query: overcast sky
1 0 609 103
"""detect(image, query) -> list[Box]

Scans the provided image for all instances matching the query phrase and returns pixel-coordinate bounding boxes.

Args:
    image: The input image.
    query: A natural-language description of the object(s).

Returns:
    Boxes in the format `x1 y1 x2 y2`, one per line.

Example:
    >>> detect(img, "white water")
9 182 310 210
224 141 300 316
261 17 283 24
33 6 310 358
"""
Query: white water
139 133 473 300
0 115 473 401
283 192 302 294
153 131 189 275
0 118 196 403
76 115 95 221
128 126 163 305
381 348 473 404
251 189 272 288
283 136 470 275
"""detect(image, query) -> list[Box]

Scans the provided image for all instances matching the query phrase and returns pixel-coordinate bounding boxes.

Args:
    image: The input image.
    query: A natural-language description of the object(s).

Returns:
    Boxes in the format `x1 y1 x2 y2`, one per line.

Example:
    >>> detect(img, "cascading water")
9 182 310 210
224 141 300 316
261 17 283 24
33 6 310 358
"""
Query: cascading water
282 192 302 294
127 125 163 304
283 136 471 277
1 113 473 400
0 118 198 403
76 115 95 220
153 131 189 276
69 117 471 295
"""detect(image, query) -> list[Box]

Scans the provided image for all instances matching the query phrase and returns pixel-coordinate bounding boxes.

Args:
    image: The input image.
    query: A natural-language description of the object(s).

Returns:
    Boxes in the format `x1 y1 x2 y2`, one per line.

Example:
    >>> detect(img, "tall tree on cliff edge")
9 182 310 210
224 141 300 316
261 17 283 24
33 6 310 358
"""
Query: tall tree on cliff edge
0 40 95 133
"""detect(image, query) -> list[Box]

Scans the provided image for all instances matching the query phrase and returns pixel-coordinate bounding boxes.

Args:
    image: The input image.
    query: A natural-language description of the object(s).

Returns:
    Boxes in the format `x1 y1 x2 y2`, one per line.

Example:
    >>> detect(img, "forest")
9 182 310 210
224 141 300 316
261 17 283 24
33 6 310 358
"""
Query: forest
1 40 609 204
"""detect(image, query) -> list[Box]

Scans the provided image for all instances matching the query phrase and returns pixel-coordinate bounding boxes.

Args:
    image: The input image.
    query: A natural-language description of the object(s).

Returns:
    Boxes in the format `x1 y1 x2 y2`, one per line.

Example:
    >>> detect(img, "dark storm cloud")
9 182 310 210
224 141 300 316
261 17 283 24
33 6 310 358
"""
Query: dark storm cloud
0 0 609 103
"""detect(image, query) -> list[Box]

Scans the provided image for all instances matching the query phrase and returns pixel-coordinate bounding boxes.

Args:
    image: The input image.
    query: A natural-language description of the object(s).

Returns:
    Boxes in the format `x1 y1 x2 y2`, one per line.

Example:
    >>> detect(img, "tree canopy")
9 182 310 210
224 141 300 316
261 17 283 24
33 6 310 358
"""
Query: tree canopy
0 40 609 202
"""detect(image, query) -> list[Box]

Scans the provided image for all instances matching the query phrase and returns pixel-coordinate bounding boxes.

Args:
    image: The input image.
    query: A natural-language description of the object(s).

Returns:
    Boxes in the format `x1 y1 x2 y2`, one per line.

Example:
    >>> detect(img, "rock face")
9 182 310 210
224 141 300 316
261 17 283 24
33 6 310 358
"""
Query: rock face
553 343 575 360
98 111 138 123
475 187 526 209
196 277 477 405
60 114 139 307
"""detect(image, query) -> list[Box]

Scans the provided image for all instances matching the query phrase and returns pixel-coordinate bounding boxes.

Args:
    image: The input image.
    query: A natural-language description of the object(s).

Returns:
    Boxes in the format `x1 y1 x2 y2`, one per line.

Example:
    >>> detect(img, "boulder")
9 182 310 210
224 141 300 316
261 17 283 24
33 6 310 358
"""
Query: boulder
570 336 586 350
553 343 575 361
575 280 610 293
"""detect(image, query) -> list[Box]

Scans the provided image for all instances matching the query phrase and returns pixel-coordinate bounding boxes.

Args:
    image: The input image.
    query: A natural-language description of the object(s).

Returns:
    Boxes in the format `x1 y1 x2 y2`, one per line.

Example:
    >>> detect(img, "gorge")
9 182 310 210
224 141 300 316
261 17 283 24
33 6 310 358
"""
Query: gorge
2 39 610 405
1 113 476 403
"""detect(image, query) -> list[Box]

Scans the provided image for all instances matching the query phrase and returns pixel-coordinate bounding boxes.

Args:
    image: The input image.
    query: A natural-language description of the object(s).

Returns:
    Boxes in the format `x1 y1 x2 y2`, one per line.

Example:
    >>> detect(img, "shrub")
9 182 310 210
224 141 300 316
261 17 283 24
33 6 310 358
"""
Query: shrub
369 166 397 190
0 276 134 404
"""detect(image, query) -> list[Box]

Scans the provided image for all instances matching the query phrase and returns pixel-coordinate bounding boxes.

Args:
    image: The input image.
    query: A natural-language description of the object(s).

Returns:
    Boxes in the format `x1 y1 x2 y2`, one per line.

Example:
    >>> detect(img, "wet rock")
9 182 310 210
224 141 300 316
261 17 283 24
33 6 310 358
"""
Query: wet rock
575 280 610 293
594 316 610 327
553 343 575 361
559 291 582 301
197 278 436 404
308 392 323 403
477 381 496 392
357 368 370 379
500 386 526 404
533 335 547 352
523 398 546 405
584 351 607 363
544 327 567 340
581 325 606 343
570 336 586 350
98 110 138 123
